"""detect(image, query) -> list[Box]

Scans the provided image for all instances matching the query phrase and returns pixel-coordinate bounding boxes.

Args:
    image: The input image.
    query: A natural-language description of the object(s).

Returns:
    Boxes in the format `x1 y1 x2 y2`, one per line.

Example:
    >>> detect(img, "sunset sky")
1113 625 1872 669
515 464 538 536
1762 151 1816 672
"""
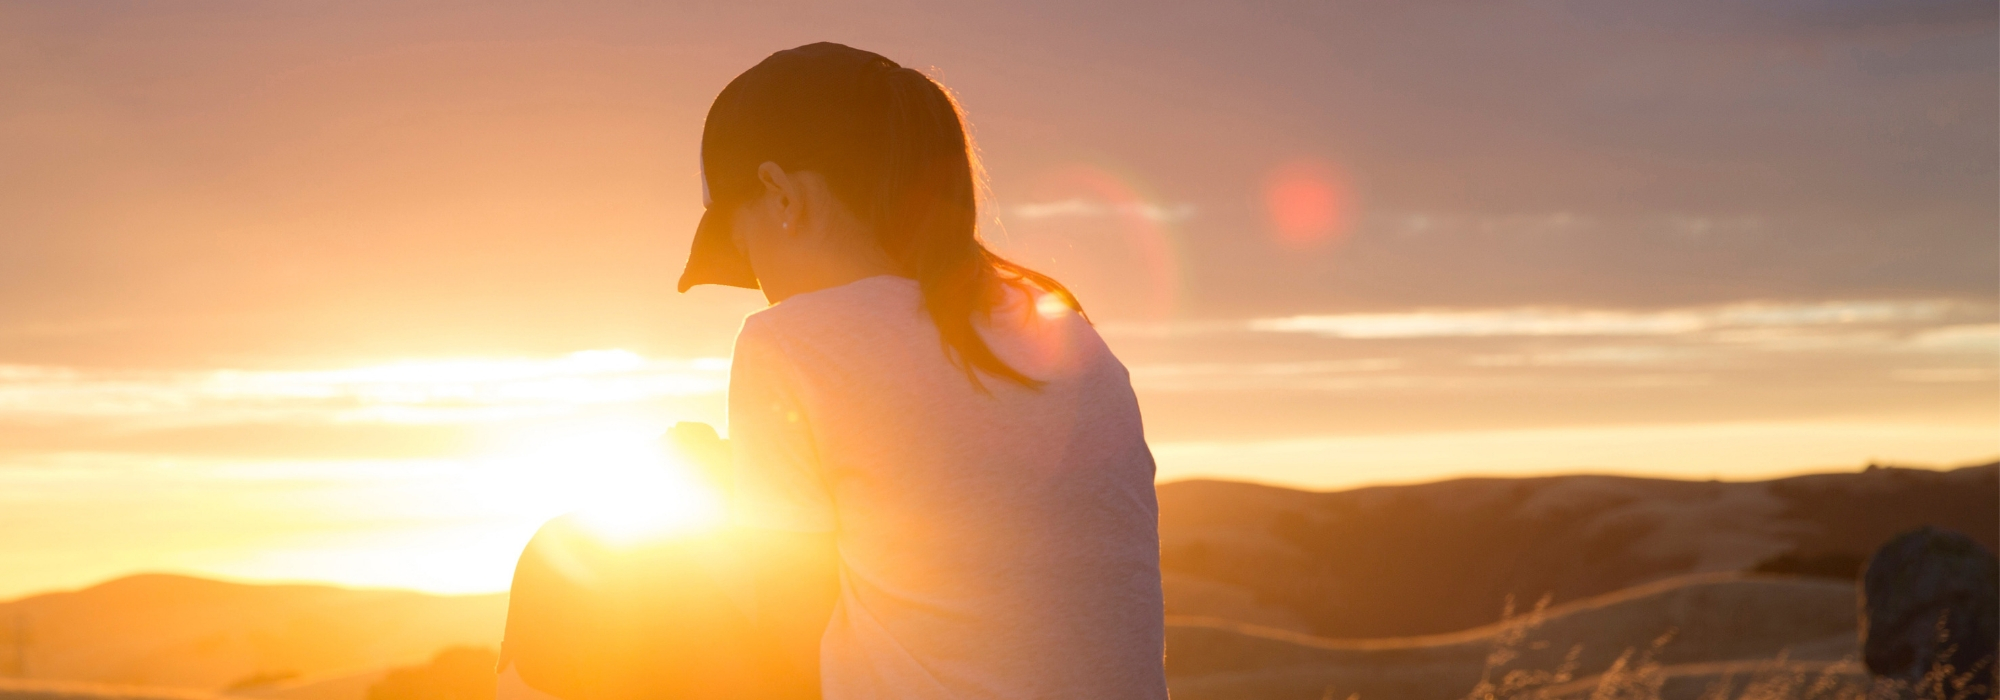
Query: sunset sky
2 0 1995 599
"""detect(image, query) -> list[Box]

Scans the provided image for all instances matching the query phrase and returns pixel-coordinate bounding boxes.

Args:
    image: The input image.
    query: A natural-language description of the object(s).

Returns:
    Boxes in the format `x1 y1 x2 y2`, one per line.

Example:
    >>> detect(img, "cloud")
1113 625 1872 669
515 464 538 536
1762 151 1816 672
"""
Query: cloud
1132 359 1403 376
0 350 730 427
1096 301 1997 364
1132 371 1711 394
1252 309 1704 338
1126 359 1401 391
1465 346 1685 367
1892 367 1997 383
0 421 478 460
1 0 1993 364
1151 420 2000 490
1910 323 2000 350
1006 199 1194 223
1246 300 1963 339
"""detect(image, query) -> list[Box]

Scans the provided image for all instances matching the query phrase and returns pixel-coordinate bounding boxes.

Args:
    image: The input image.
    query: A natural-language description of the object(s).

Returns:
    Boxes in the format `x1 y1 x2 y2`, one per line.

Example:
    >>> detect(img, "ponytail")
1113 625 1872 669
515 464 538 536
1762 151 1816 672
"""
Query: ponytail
697 44 1082 391
866 67 1083 392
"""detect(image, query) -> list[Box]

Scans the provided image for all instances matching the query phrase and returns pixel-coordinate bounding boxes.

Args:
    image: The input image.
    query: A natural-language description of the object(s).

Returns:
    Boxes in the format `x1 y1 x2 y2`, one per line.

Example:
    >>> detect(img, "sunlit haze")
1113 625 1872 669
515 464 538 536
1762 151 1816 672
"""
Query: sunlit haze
1 1 1993 599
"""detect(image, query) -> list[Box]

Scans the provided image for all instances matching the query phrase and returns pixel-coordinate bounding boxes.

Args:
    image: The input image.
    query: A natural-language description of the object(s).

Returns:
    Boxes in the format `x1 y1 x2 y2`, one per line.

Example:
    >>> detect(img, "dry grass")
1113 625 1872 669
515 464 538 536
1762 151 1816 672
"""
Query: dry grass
1457 598 1994 700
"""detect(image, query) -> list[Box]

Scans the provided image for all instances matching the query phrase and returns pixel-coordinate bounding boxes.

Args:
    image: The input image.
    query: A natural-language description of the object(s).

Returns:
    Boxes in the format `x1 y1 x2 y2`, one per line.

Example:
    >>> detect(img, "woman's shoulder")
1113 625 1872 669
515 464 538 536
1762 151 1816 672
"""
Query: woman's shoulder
744 275 924 339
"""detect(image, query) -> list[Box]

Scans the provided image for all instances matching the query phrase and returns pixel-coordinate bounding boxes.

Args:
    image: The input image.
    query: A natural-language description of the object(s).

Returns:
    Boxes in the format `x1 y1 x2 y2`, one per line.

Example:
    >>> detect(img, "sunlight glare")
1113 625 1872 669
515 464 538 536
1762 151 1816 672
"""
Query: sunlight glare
475 417 725 547
1036 292 1073 320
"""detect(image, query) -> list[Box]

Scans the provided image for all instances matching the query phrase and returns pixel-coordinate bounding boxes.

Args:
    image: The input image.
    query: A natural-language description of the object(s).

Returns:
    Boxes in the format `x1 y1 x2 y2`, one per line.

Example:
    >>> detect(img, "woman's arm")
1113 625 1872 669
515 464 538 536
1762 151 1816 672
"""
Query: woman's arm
743 528 840 697
725 320 843 696
671 421 837 696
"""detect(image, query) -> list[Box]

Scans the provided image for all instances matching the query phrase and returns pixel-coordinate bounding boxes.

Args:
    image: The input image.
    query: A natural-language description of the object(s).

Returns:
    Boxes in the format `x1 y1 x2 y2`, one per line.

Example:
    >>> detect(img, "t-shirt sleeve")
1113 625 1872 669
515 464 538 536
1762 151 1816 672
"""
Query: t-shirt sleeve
726 318 837 533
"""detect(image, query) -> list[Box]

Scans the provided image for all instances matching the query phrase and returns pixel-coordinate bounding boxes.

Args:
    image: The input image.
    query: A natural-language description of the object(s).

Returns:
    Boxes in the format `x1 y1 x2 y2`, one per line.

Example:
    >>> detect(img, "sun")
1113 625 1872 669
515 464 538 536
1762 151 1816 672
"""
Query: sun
474 416 727 545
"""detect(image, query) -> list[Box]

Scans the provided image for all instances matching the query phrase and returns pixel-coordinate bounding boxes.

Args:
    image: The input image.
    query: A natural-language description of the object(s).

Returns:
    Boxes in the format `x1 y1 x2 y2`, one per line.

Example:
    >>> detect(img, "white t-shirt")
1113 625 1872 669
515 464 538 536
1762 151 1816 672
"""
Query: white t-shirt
727 275 1167 700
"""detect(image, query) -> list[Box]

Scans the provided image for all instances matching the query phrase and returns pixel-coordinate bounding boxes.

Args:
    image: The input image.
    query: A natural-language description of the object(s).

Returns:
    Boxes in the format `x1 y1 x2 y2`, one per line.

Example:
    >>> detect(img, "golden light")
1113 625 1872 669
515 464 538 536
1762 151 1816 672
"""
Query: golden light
0 349 742 596
564 438 725 546
1036 292 1073 320
185 414 732 596
473 416 727 547
254 350 734 545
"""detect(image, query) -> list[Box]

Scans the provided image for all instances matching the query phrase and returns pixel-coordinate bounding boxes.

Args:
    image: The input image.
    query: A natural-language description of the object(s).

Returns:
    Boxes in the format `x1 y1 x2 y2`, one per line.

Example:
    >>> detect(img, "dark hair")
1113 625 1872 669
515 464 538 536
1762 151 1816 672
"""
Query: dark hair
700 43 1082 390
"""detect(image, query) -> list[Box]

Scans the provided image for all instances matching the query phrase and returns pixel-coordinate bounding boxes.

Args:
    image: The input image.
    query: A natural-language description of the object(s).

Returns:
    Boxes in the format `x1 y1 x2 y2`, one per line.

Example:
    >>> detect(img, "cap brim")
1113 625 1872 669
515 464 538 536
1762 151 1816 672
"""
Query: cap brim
677 208 759 292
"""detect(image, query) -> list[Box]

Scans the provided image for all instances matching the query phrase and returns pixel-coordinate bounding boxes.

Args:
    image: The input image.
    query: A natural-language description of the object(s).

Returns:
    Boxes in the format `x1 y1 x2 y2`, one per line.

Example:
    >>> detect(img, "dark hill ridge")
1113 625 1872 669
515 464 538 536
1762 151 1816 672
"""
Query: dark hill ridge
1157 462 1997 639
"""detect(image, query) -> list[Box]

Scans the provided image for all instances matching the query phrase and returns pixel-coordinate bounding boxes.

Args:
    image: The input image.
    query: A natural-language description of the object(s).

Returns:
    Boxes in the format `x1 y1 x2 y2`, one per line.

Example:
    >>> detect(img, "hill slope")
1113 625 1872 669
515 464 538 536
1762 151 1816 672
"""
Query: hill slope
0 575 503 689
1158 462 1996 638
2 463 1987 694
1164 573 1861 700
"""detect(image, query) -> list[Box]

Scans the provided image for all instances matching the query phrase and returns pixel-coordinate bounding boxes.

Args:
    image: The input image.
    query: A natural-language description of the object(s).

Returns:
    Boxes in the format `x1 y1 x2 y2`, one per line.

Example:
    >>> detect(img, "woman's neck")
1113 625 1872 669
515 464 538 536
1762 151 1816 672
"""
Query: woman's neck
758 240 902 304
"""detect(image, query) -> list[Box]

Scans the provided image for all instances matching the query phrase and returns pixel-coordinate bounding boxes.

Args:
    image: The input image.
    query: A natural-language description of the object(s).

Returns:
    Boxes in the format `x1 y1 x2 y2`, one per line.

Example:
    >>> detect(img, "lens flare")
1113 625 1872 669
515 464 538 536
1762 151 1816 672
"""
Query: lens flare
1264 159 1354 247
996 163 1183 322
999 290 1082 380
1035 292 1073 320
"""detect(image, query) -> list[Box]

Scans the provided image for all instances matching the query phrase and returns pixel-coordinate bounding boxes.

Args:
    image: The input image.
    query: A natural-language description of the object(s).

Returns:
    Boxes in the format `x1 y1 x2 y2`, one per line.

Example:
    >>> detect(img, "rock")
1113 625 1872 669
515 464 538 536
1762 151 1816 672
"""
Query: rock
1861 526 1999 695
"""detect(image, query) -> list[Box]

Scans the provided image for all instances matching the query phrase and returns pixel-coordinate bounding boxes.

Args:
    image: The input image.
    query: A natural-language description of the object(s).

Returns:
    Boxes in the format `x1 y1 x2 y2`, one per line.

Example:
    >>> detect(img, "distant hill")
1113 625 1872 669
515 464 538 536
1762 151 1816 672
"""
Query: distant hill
0 463 1988 697
1158 462 1997 638
0 678 236 700
1165 572 1863 700
0 575 503 690
1 574 1865 700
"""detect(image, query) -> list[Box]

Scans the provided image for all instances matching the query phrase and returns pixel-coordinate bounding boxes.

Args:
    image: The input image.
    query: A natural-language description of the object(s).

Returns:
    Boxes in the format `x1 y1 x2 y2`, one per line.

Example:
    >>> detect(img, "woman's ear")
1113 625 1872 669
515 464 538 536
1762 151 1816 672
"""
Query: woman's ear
756 162 800 234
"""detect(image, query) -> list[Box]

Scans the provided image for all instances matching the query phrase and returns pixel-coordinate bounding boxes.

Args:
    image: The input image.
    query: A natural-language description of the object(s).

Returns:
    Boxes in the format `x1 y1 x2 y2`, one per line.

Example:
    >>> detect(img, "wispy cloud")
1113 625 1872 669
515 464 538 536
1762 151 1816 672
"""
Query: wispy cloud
0 318 147 339
1007 199 1195 223
1464 346 1685 367
1099 300 1994 352
1127 359 1402 391
1101 300 1996 394
1910 324 2000 350
1892 367 1998 383
1126 360 1709 393
1247 300 1958 339
0 350 729 425
1151 421 2000 489
1131 359 1404 377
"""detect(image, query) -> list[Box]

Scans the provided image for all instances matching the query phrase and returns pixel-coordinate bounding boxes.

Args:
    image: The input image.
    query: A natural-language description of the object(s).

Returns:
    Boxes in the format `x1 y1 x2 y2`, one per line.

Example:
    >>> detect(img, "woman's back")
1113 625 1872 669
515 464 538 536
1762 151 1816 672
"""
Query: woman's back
729 275 1166 700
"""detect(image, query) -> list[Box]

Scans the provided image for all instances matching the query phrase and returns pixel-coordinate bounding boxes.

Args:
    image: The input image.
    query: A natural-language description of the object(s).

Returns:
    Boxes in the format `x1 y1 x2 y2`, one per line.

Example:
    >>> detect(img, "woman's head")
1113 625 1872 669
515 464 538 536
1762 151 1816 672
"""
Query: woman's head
682 42 1080 389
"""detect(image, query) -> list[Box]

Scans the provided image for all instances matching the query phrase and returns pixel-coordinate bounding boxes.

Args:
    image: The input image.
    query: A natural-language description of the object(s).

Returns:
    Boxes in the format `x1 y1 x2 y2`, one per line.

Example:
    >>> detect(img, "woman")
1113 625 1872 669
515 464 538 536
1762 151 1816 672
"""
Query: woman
504 42 1165 700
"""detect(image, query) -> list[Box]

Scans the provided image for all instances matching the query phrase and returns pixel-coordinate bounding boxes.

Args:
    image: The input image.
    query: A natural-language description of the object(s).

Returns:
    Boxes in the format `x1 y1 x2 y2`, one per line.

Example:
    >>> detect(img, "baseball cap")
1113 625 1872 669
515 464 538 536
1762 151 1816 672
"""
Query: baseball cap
677 43 903 292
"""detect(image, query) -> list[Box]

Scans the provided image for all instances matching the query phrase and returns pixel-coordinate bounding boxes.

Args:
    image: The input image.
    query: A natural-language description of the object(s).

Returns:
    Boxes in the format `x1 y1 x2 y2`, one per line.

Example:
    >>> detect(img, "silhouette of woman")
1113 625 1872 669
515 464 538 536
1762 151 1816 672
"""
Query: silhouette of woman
500 42 1167 700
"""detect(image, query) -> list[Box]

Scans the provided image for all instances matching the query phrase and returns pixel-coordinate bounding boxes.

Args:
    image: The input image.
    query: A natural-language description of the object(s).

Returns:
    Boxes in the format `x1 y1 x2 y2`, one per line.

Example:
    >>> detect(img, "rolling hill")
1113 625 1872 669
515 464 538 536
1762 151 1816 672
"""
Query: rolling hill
0 575 503 690
1163 573 1862 699
0 463 1989 699
1158 462 1997 638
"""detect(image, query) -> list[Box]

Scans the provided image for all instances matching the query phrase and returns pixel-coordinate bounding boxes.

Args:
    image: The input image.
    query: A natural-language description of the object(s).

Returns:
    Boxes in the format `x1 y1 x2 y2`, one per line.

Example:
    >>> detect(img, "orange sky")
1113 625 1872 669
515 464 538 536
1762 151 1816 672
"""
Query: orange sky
0 0 1994 598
